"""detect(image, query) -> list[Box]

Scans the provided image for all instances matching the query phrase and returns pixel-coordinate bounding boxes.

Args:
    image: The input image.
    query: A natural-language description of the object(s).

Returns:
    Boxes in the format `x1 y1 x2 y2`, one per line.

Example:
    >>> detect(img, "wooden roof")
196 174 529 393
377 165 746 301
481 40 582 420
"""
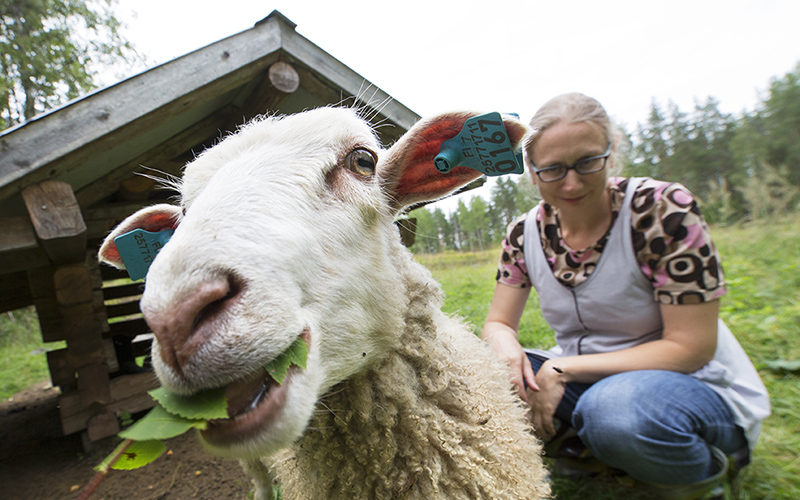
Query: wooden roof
0 10 418 291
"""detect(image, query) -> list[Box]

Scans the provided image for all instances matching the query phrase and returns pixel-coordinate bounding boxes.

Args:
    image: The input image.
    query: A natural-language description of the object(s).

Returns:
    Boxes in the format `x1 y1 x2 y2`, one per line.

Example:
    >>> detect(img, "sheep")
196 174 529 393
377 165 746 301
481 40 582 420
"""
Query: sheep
98 106 550 500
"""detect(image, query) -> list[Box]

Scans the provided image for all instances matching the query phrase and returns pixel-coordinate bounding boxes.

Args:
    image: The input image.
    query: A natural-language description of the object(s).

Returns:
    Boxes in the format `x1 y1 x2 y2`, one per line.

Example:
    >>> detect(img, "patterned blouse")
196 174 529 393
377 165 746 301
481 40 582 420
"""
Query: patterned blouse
496 177 727 305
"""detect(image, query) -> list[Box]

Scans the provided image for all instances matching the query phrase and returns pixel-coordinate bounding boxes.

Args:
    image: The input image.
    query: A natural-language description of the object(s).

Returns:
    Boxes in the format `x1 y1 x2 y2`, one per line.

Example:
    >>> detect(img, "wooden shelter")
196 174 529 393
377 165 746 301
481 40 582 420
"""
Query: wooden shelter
0 10 419 443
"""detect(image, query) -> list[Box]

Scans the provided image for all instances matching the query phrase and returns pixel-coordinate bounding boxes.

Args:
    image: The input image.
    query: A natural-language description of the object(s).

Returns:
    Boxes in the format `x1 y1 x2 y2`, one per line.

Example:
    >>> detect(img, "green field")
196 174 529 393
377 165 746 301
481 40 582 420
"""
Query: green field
2 216 799 499
416 215 800 499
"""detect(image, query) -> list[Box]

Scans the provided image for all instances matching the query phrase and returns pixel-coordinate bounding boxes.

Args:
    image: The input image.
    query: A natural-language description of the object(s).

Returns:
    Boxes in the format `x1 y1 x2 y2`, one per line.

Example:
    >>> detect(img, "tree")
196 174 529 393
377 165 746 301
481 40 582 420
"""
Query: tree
459 196 490 251
629 97 744 223
408 207 439 254
734 62 800 187
1 0 138 128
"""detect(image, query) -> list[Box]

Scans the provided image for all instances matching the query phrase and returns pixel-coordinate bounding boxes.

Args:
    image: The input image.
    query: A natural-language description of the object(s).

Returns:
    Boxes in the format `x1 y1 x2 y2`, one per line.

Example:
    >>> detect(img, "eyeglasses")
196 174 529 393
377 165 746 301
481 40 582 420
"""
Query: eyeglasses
530 146 611 183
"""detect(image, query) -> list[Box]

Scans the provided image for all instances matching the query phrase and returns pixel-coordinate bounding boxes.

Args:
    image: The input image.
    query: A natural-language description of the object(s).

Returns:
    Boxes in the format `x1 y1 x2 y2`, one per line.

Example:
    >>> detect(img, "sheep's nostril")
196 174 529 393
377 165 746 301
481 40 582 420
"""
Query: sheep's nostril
192 275 241 330
145 273 243 373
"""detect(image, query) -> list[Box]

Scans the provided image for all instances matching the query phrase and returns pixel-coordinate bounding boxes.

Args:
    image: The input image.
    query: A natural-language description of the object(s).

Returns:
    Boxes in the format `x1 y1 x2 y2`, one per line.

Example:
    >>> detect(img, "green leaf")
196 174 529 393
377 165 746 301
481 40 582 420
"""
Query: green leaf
286 337 309 369
265 355 291 385
118 404 206 441
265 337 308 384
110 440 166 470
149 386 228 420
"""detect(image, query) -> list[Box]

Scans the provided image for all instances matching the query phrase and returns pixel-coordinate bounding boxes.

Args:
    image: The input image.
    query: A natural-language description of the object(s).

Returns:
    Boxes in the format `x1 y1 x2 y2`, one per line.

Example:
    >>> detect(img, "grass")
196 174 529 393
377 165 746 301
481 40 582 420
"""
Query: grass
415 214 800 500
2 216 798 498
0 308 64 400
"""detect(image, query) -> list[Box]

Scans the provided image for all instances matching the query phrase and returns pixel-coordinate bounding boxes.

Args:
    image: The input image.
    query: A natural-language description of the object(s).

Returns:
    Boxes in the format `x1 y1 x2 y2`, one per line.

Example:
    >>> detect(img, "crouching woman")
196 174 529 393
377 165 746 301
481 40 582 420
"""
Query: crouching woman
482 92 770 495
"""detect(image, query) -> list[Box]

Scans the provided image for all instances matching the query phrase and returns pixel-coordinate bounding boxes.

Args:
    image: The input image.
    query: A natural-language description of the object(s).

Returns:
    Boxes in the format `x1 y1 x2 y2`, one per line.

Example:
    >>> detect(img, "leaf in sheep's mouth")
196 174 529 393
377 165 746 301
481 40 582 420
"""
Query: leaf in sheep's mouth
96 336 309 471
264 334 309 383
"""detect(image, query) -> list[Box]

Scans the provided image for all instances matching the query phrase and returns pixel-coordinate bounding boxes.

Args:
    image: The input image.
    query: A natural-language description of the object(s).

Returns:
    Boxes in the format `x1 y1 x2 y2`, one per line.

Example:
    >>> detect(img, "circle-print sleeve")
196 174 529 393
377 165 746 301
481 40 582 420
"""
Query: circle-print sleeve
630 179 727 305
496 213 531 288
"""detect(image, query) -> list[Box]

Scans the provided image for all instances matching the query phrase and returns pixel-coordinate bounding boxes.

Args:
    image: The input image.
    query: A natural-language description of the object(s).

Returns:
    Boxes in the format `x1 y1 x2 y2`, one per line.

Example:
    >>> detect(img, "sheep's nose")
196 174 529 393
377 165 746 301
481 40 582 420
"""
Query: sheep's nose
143 275 240 373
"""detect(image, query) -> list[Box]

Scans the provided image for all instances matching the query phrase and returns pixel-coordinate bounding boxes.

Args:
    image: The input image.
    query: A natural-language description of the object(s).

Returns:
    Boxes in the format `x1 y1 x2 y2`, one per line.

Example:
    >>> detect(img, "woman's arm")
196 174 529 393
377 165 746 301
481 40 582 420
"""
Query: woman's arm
538 299 720 386
481 282 538 400
526 299 720 438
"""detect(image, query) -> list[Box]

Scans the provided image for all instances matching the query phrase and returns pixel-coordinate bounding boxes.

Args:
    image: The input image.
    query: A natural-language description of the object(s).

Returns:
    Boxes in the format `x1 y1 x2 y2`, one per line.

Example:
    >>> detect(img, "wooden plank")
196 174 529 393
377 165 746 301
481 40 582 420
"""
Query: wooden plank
46 349 77 390
86 411 120 441
118 175 155 202
26 266 56 299
105 299 142 319
278 21 418 132
132 337 154 358
75 105 235 208
0 247 51 275
60 372 160 435
0 271 34 313
84 250 104 290
109 317 150 338
0 217 38 253
21 181 87 265
47 339 119 389
36 292 108 342
77 363 111 406
99 264 130 282
102 282 145 301
0 17 285 200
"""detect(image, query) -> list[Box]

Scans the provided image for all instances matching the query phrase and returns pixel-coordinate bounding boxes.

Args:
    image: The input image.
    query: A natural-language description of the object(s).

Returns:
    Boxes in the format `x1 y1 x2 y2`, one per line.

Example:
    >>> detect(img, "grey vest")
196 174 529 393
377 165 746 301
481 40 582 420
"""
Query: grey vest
523 178 770 448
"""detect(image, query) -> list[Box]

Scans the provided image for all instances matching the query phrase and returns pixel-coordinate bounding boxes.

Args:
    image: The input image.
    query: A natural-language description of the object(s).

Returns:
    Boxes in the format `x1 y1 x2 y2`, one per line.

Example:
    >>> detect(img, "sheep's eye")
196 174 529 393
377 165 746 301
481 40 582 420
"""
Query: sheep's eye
346 148 376 177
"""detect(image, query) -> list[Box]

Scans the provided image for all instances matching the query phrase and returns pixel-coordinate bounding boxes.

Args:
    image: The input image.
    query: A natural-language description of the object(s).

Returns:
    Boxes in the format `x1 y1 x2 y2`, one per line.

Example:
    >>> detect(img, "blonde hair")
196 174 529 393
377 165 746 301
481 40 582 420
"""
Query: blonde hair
525 92 622 175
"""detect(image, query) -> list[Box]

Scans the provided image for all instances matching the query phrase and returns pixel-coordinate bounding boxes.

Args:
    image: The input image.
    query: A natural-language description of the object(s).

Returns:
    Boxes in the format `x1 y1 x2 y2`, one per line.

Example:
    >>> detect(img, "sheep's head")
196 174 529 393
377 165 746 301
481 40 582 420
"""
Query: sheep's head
98 107 528 458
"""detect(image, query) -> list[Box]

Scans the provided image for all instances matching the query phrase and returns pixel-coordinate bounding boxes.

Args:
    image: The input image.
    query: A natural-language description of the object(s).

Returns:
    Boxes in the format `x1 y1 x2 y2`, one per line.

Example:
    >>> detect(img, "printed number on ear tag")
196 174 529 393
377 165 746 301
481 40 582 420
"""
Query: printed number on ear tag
114 229 174 281
434 112 524 176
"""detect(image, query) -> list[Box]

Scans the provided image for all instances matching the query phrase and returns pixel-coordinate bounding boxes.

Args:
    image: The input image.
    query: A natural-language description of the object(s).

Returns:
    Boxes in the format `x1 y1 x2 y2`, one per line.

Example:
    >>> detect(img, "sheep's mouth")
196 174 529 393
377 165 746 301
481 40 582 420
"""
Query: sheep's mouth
200 368 290 447
201 331 309 447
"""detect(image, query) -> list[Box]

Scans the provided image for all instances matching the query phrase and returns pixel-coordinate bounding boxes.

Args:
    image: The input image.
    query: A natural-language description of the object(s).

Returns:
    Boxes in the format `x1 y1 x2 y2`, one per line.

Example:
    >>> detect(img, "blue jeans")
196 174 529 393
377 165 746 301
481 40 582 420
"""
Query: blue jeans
527 353 749 484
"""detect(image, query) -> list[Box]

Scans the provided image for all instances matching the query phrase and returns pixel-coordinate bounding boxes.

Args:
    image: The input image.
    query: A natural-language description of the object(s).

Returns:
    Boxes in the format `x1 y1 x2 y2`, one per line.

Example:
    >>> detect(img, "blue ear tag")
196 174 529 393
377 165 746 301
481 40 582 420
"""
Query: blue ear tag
114 229 175 281
434 112 524 176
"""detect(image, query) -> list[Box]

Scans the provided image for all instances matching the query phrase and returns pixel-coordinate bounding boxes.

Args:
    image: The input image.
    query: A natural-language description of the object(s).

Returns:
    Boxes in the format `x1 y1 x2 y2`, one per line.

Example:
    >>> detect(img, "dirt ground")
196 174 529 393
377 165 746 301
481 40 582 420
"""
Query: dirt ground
0 381 255 500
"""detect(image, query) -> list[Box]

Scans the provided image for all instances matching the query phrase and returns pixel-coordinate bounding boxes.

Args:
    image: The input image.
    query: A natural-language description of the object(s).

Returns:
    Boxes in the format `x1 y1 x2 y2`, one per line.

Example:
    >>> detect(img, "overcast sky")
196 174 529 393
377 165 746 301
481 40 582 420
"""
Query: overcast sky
113 0 800 211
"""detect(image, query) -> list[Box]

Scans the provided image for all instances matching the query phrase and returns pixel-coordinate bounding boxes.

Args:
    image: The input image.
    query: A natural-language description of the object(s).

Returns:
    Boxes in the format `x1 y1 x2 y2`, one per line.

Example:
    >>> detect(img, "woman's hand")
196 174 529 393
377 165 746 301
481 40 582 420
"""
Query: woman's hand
482 283 537 402
483 328 538 401
526 359 566 440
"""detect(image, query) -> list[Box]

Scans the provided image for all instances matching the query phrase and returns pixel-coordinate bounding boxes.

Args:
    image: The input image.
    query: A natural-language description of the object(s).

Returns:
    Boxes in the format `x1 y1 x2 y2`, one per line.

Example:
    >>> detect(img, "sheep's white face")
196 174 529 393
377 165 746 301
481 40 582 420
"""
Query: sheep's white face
99 107 527 459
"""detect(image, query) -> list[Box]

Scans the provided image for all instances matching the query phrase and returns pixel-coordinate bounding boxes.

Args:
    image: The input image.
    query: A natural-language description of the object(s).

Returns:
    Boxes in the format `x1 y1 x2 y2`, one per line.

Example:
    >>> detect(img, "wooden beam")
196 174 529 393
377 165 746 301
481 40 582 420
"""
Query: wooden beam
0 217 38 253
21 181 87 265
54 265 94 306
0 247 50 276
278 23 418 132
59 372 160 436
86 411 120 441
74 105 236 208
0 19 286 200
47 339 117 389
118 175 155 202
0 271 34 313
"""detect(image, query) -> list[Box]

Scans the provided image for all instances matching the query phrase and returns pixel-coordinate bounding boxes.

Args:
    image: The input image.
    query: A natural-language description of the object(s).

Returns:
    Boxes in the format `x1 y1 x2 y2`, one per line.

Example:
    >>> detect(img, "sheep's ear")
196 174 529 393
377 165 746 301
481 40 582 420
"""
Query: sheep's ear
379 111 529 212
98 204 181 269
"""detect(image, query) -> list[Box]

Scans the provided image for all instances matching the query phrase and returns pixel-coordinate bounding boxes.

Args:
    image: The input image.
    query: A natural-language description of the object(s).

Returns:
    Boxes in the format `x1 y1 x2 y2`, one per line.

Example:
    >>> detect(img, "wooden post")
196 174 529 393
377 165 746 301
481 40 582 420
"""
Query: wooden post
22 180 87 265
23 180 115 439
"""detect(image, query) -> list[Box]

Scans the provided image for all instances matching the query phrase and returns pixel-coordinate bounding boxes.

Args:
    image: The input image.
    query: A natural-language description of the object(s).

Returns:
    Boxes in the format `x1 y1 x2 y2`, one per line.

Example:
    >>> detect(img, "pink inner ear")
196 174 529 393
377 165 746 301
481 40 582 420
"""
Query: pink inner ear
136 211 180 233
99 206 180 268
393 117 483 202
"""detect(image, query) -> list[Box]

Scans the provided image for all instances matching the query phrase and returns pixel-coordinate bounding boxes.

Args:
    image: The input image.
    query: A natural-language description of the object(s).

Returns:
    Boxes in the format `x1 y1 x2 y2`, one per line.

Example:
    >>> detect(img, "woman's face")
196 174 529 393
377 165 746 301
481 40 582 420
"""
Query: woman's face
526 121 611 214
